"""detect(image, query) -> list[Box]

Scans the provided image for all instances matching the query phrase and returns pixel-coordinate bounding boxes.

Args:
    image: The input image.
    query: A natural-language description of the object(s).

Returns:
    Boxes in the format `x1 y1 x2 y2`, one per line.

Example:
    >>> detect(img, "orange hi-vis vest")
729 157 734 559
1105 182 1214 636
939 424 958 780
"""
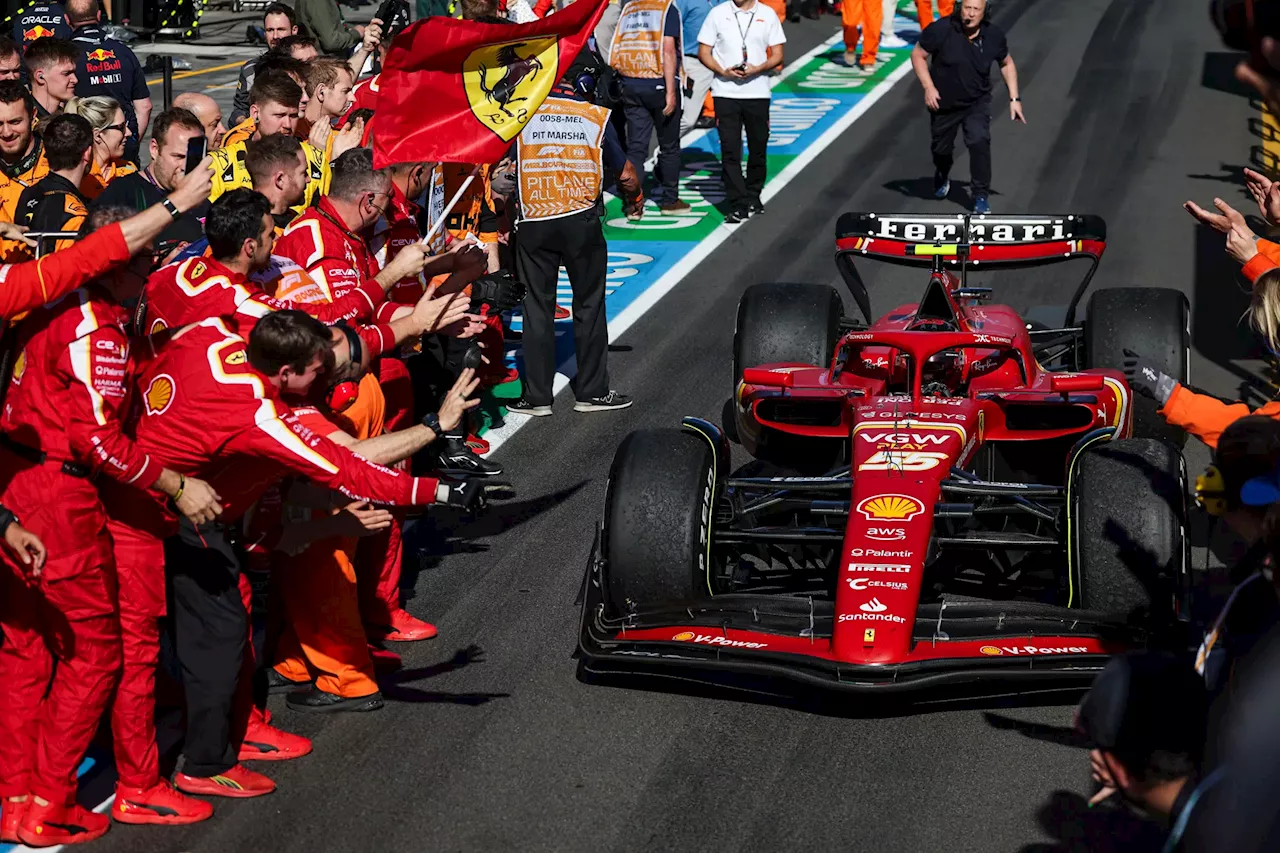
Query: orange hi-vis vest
516 97 609 222
610 0 678 79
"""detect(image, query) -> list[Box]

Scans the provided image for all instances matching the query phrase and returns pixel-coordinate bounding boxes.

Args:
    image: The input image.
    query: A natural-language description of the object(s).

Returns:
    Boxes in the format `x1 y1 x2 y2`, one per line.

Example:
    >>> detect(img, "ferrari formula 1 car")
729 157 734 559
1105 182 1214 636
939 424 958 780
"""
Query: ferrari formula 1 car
579 213 1192 694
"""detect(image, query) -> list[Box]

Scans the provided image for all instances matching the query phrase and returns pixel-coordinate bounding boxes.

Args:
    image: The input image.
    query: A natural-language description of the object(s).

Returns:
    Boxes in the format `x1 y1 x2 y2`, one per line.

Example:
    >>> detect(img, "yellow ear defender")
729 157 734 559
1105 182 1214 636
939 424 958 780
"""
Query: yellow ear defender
1195 463 1227 517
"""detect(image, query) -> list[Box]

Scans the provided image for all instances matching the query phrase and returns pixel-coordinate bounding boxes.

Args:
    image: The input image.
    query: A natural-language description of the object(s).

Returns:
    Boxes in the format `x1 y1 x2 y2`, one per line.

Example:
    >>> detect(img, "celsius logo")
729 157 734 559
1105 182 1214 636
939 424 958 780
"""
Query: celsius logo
866 527 906 541
847 577 907 591
859 598 888 613
671 632 768 650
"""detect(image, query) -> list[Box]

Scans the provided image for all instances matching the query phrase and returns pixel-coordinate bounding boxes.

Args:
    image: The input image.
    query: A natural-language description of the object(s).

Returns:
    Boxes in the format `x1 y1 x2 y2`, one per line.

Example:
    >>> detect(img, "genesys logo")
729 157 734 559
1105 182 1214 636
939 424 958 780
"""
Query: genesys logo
672 631 768 650
866 526 907 541
839 612 907 624
847 577 907 591
847 562 911 574
979 644 1091 656
850 547 912 559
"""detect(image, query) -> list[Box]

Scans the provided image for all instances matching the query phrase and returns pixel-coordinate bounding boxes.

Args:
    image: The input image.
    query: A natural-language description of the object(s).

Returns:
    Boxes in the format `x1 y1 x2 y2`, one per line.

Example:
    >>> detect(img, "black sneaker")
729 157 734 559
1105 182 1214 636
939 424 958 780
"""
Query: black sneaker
749 199 765 215
436 437 504 476
574 391 633 412
507 397 552 416
694 115 716 129
724 207 750 224
286 686 384 714
267 668 311 695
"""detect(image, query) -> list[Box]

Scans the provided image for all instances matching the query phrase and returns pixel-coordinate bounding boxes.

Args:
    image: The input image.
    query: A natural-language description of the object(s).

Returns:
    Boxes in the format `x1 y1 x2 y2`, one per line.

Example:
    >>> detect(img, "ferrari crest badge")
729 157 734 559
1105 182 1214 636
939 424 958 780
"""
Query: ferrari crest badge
463 37 558 141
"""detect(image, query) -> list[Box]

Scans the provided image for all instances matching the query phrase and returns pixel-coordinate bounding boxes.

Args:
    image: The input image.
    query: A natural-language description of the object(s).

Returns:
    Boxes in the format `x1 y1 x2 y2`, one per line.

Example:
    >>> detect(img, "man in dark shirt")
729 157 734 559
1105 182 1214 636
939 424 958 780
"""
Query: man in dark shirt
66 0 149 164
92 108 209 265
910 0 1023 214
15 113 91 257
12 3 72 49
230 2 298 128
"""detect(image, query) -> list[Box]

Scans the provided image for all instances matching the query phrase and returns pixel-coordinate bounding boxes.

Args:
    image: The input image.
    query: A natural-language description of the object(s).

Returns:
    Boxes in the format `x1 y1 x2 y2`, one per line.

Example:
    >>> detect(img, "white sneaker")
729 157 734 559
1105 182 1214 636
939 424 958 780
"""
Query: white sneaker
881 33 909 48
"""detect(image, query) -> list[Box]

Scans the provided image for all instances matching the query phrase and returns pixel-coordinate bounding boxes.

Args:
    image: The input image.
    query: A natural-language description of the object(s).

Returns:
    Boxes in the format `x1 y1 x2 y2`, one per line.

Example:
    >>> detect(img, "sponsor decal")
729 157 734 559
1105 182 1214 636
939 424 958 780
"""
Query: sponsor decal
980 644 1090 656
671 631 768 650
839 611 906 624
865 526 906 541
190 261 206 279
921 396 964 405
870 217 1069 244
847 577 908 591
847 562 912 574
144 374 175 416
225 350 247 366
859 450 949 472
149 318 167 335
863 628 876 643
11 350 25 383
859 597 888 613
851 548 912 558
857 494 925 521
859 430 954 447
85 48 117 62
23 25 56 41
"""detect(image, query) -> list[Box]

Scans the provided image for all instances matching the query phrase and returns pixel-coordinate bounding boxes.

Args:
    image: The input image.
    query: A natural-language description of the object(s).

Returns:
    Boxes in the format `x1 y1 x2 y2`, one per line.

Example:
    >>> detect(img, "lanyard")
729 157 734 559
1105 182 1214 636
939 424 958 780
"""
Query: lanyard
733 6 755 63
1161 767 1226 853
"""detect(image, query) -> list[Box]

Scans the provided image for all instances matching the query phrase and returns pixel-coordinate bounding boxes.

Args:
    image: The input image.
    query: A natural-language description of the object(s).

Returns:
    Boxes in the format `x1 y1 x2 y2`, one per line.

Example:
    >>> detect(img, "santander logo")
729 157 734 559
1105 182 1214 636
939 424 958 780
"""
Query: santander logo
859 598 888 613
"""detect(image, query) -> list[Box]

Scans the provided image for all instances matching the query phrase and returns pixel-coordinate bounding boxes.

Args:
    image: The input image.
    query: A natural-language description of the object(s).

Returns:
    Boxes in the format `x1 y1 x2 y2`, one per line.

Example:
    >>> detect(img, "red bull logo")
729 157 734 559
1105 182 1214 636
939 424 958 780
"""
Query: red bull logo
85 48 116 62
23 26 56 41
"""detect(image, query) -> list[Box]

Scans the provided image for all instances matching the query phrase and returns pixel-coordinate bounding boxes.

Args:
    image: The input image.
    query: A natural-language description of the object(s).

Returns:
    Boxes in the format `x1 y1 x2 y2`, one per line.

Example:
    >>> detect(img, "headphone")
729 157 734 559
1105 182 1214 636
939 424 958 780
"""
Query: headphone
326 323 363 413
1195 463 1228 517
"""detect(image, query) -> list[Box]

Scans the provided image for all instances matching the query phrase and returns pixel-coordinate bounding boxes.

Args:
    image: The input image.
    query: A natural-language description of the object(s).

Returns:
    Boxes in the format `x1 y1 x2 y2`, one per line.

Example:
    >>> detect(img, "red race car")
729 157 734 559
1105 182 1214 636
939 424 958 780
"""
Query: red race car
580 212 1192 695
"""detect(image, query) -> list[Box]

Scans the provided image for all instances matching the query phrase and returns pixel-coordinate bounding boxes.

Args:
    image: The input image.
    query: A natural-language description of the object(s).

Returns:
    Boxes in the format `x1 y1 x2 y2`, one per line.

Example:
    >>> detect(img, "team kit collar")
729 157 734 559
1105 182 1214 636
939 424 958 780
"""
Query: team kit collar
387 180 417 224
0 134 43 179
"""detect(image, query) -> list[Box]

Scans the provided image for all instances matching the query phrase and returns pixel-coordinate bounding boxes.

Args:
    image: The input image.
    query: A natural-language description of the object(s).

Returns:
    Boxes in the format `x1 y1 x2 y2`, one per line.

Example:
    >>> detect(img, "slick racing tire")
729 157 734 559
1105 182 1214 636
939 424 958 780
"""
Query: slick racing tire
1070 437 1185 622
602 429 716 617
1084 287 1189 446
733 283 843 470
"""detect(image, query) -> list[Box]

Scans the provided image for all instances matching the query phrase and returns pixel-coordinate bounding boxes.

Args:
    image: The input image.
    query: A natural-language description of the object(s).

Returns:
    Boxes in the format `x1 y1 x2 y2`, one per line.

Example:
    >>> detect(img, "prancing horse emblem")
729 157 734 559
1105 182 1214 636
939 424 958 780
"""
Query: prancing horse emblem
479 43 543 119
464 36 559 143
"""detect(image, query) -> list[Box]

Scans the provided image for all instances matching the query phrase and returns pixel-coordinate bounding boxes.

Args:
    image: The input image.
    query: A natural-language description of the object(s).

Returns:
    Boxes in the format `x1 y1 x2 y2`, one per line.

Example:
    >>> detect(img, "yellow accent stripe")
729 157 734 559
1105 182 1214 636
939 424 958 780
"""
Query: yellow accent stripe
145 60 245 87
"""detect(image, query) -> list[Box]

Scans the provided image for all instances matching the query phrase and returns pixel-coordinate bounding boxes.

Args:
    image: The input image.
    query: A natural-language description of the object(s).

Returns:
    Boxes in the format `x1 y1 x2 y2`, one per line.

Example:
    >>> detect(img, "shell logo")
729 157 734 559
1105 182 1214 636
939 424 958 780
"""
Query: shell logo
672 632 695 641
857 494 925 521
11 350 25 383
144 373 175 416
979 645 1002 656
149 318 167 335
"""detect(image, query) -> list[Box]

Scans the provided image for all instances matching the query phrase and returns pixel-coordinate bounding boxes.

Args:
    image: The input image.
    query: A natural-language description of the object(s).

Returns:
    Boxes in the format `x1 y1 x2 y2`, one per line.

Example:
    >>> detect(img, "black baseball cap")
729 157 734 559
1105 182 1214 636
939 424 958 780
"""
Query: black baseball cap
1075 651 1208 766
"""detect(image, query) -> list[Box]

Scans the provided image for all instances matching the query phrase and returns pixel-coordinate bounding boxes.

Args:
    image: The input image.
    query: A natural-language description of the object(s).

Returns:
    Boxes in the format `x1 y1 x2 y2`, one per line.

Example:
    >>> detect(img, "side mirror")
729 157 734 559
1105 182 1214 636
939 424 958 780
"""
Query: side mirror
741 367 794 388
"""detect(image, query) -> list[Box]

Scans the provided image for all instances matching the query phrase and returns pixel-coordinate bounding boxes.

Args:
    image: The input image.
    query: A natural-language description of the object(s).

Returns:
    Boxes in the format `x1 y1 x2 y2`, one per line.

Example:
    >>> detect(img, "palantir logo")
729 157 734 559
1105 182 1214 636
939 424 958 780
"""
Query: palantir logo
859 598 887 613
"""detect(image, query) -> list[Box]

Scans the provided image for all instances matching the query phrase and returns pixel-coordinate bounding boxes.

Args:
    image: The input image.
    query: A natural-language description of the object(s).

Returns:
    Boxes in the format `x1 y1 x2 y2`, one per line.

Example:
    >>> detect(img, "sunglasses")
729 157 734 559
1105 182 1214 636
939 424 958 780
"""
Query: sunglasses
100 122 128 135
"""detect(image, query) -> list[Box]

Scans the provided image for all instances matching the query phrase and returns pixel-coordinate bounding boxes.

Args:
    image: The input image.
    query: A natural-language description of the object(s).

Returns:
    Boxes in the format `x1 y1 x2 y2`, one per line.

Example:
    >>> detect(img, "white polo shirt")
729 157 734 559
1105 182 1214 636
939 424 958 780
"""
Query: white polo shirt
696 0 786 100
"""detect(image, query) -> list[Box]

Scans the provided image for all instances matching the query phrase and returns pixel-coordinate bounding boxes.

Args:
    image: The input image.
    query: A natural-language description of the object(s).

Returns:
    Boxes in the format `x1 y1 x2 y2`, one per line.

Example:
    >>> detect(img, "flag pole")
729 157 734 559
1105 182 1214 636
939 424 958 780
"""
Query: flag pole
420 164 483 248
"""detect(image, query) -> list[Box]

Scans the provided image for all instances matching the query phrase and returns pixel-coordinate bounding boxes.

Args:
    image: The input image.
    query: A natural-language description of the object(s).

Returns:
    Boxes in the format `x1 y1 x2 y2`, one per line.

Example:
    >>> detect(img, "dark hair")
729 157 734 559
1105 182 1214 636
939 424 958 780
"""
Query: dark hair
263 1 297 26
250 69 303 110
24 37 78 73
245 133 303 186
276 34 319 58
1123 749 1199 786
80 204 134 237
248 310 333 377
349 107 375 125
1216 416 1280 512
251 51 307 83
328 147 388 201
206 188 273 261
0 80 33 115
150 107 204 148
42 113 92 170
461 0 500 19
0 35 19 61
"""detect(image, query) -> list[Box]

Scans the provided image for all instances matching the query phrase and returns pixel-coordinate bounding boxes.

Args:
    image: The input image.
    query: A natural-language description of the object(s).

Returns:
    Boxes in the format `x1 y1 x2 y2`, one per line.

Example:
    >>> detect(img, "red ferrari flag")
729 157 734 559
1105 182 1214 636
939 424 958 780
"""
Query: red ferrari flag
372 0 609 168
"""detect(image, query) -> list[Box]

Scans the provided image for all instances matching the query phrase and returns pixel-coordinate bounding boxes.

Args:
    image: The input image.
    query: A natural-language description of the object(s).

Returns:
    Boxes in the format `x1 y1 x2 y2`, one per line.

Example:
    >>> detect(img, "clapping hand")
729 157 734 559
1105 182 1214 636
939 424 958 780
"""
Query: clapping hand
1184 197 1261 266
1245 167 1280 227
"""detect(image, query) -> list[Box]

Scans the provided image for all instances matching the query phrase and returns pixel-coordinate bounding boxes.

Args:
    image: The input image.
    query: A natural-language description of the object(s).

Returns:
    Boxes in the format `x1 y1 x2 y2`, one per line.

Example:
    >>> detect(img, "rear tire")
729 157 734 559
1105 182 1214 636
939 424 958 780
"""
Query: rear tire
733 283 843 469
1084 287 1189 446
1071 438 1185 622
602 429 715 617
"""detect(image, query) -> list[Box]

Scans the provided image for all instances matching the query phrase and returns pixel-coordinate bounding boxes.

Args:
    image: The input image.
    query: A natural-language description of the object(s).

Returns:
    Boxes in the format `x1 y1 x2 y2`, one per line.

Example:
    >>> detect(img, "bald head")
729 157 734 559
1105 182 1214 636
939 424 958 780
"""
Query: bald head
960 0 986 30
173 92 226 148
65 0 99 27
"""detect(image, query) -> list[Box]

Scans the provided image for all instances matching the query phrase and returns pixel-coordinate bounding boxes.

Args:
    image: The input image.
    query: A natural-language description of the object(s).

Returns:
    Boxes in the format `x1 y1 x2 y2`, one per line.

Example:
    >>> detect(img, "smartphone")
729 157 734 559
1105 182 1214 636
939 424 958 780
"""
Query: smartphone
184 136 207 174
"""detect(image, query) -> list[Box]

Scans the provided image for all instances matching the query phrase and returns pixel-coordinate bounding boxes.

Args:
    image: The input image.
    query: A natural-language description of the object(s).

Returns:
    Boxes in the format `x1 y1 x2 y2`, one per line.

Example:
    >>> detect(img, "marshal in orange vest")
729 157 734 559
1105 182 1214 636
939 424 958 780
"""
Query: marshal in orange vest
516 96 610 222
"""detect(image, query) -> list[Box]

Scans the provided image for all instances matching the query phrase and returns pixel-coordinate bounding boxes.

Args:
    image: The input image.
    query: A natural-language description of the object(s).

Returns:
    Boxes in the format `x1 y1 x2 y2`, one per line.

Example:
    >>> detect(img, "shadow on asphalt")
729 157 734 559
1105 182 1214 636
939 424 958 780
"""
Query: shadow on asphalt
380 644 511 706
1019 790 1166 853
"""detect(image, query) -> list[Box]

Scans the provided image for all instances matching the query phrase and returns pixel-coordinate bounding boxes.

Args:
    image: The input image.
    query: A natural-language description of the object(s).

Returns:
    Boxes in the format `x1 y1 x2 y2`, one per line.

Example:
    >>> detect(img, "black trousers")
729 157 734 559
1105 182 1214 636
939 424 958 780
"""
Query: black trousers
714 97 771 208
621 83 682 202
930 98 992 197
166 522 246 778
515 208 609 406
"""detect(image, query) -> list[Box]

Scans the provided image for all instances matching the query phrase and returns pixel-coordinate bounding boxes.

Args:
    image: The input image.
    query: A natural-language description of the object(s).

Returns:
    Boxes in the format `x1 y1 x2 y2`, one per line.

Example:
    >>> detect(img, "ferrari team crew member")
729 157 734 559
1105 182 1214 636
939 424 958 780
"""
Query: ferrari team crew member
14 113 93 258
92 108 211 263
610 1 689 215
67 0 150 163
246 133 309 232
64 95 138 199
24 37 78 126
0 82 50 251
910 0 1023 214
0 205 223 847
0 142 212 321
508 64 643 417
123 312 471 799
1124 267 1280 450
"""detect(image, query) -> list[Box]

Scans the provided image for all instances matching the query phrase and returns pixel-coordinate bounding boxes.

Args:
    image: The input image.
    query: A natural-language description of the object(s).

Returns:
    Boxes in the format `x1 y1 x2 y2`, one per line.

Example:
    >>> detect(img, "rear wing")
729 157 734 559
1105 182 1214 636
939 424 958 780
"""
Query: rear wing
833 213 1107 326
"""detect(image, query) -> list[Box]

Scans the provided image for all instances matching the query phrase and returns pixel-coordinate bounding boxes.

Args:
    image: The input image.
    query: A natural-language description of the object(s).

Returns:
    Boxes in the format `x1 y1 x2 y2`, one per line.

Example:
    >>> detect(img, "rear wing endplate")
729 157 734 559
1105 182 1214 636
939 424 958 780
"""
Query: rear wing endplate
833 213 1107 326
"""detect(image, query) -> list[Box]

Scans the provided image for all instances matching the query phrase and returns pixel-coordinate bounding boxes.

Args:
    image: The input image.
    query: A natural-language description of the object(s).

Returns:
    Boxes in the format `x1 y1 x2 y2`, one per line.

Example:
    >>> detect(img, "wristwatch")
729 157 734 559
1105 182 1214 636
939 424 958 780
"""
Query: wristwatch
0 504 19 535
1011 97 1021 102
421 411 442 440
161 198 181 220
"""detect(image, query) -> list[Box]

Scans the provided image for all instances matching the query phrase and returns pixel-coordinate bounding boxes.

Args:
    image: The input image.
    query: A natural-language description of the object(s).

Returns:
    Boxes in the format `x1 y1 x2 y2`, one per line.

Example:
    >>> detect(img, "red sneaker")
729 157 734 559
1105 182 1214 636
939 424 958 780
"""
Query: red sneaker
465 433 490 454
555 304 570 320
1 797 27 843
238 719 313 762
17 799 109 846
369 644 403 673
481 366 521 388
113 780 212 826
381 608 438 642
174 764 275 799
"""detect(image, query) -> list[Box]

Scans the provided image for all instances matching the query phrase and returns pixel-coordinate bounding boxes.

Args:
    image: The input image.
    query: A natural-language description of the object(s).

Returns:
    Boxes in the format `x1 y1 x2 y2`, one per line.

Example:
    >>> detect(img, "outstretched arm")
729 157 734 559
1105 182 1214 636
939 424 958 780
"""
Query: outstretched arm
1001 55 1024 122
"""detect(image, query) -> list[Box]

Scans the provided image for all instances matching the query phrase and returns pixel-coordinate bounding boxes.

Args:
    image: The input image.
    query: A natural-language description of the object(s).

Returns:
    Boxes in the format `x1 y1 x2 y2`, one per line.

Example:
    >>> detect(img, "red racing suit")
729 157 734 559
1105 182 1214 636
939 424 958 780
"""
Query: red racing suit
0 285 160 806
0 220 131 321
